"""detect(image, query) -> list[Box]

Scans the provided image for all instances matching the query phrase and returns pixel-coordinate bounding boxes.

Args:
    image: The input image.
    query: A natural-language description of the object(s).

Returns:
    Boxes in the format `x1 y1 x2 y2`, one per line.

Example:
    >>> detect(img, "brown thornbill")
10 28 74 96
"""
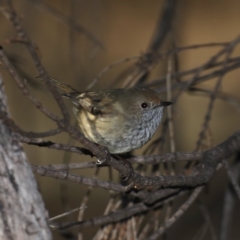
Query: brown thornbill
49 78 172 154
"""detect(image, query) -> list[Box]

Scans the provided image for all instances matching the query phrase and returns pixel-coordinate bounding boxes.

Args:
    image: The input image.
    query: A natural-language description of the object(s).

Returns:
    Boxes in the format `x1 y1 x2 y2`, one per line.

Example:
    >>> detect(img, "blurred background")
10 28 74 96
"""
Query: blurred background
1 0 240 239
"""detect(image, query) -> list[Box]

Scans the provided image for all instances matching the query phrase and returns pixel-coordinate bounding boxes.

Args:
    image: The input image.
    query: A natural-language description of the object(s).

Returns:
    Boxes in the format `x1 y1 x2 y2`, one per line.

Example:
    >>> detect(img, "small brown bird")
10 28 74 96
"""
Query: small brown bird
49 78 172 154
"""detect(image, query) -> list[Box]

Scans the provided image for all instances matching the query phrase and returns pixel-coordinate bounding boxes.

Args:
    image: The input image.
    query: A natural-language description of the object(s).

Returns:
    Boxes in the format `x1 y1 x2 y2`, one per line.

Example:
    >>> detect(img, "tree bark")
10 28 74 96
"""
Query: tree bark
0 74 52 240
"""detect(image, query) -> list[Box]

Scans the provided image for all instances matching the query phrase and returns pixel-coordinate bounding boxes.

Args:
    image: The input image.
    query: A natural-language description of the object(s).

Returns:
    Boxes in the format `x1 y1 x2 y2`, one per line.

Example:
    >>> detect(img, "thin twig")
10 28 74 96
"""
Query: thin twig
1 0 71 123
189 87 240 113
147 187 203 240
223 160 240 200
0 48 61 122
218 158 240 240
30 0 105 49
195 40 238 151
87 55 139 90
49 206 87 222
197 201 217 240
0 111 62 138
53 189 187 230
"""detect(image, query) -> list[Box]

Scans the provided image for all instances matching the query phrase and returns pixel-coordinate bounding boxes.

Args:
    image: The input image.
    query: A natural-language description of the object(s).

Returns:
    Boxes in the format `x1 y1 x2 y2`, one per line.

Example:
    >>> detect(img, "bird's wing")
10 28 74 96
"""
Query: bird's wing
75 91 117 118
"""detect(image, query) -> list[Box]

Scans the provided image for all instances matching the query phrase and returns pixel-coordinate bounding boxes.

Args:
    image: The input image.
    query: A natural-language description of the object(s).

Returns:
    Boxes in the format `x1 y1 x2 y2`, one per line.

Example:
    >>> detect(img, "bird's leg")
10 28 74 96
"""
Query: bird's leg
94 143 134 181
95 144 111 165
115 155 134 181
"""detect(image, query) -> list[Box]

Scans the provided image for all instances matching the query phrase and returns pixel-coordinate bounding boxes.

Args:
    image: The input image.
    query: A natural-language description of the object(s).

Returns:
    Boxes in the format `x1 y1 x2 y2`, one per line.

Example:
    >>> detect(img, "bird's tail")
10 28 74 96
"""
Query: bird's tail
46 77 82 105
47 77 78 94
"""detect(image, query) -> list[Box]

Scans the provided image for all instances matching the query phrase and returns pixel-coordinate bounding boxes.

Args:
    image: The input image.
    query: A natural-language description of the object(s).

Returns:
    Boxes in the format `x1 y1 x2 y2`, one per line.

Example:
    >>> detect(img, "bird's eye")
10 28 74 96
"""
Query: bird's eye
141 102 148 109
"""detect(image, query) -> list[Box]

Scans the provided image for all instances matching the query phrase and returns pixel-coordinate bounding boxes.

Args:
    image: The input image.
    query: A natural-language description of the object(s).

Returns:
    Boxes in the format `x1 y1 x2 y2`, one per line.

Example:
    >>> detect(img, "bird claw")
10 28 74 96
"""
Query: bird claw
96 159 103 165
95 145 111 165
122 174 131 181
121 165 134 182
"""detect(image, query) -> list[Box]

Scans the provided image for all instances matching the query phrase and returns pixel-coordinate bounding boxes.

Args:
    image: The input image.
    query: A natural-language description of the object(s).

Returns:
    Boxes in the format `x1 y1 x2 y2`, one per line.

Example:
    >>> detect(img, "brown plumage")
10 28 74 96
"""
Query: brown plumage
49 78 172 153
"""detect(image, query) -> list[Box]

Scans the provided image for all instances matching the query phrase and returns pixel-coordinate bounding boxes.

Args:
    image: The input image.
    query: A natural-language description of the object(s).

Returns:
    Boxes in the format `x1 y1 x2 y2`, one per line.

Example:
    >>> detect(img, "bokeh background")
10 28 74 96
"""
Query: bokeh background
1 0 240 239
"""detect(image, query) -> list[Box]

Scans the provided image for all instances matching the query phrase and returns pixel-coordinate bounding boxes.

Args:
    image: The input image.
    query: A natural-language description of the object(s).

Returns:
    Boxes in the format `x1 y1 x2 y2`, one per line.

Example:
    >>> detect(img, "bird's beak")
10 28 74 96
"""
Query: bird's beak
160 101 172 107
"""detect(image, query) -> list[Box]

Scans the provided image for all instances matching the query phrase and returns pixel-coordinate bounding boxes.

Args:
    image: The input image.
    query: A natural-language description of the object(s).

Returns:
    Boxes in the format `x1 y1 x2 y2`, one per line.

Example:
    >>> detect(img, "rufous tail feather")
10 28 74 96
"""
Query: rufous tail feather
48 77 78 93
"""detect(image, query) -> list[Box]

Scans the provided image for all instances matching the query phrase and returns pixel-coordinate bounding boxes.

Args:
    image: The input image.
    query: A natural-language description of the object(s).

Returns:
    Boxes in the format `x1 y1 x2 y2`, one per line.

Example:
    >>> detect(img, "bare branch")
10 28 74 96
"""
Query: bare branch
51 188 187 230
30 0 105 49
147 187 202 240
131 130 240 188
0 72 51 239
30 164 129 192
223 157 240 200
